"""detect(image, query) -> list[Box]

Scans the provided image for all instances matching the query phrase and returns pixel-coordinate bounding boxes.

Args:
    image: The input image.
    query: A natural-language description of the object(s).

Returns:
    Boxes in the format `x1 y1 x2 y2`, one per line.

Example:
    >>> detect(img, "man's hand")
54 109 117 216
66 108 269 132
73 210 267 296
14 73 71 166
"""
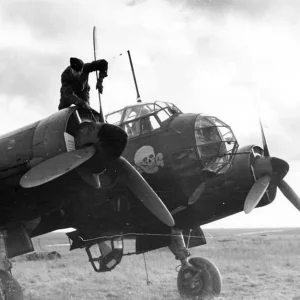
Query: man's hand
73 95 90 110
99 59 108 76
96 77 104 94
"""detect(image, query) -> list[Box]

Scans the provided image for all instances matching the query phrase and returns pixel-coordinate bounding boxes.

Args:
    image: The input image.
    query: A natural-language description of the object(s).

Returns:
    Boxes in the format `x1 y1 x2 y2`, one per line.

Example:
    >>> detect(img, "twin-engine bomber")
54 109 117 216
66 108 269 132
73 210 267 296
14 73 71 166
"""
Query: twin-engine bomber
0 101 298 299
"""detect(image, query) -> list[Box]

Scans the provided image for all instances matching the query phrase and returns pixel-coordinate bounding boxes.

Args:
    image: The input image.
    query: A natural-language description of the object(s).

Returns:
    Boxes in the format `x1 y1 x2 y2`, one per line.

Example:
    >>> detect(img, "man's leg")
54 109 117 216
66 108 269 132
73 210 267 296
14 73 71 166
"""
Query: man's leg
58 98 70 110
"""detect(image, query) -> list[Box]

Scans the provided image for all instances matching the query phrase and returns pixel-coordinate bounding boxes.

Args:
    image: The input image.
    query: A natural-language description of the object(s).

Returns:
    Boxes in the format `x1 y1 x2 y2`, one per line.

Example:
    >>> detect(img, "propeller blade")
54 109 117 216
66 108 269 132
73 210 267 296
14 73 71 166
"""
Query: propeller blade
278 180 300 211
244 174 271 214
259 118 270 157
20 146 96 188
116 157 175 227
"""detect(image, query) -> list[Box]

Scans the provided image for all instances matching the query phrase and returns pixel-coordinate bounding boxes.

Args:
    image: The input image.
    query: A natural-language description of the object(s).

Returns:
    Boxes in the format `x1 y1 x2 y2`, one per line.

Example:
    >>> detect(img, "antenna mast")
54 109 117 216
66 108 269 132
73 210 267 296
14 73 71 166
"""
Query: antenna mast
93 26 104 122
127 50 141 103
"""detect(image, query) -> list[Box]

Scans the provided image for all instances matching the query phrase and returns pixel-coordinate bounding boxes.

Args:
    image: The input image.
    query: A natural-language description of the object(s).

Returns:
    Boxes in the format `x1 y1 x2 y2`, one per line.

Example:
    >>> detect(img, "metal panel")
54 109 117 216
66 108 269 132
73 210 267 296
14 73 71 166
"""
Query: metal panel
32 107 77 160
0 121 39 170
0 107 77 172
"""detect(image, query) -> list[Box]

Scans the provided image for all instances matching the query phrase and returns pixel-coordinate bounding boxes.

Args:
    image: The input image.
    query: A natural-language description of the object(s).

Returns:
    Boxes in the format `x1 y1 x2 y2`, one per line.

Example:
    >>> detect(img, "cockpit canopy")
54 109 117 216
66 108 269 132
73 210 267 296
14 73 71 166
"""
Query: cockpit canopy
105 101 181 138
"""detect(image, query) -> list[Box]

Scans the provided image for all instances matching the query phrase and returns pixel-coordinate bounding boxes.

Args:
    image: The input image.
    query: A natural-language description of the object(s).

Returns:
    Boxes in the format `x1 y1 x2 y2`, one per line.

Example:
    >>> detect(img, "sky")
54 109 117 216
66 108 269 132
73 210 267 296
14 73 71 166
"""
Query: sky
0 0 299 228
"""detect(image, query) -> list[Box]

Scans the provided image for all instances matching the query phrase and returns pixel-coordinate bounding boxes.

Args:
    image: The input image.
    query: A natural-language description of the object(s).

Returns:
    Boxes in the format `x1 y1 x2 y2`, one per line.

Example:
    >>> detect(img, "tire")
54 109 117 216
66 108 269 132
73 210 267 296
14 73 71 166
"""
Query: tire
0 270 23 300
177 257 222 299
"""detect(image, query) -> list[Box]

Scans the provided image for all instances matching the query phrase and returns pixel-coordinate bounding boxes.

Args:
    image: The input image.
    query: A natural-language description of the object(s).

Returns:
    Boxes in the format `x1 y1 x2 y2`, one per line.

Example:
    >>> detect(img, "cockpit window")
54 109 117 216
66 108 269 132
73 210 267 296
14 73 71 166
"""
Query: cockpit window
156 109 170 123
155 101 181 115
123 105 152 123
141 116 160 134
123 115 161 138
105 101 182 126
106 110 123 125
123 120 141 138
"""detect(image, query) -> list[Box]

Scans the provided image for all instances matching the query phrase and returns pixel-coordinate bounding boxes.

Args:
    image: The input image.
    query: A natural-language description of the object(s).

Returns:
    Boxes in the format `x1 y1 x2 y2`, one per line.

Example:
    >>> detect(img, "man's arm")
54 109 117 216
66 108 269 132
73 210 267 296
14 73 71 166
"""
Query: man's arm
83 59 108 76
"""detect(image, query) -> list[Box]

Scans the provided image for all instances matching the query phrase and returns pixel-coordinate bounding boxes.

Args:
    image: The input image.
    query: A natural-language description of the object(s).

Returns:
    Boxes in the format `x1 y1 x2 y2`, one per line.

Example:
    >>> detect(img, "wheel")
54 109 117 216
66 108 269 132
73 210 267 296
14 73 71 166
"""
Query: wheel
0 270 23 300
177 257 222 299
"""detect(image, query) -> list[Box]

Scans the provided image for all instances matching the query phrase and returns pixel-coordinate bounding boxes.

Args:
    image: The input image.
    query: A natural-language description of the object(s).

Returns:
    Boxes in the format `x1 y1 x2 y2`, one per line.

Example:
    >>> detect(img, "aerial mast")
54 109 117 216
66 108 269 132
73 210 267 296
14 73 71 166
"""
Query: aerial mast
93 26 104 122
127 50 141 103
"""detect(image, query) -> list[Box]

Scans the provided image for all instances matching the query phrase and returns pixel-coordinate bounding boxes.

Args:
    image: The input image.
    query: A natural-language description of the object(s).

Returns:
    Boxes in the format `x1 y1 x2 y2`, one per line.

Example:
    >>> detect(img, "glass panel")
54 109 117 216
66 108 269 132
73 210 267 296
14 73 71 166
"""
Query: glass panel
124 108 139 122
141 116 160 134
157 109 170 122
124 120 141 138
106 110 123 125
218 127 234 140
197 142 222 158
194 114 238 174
168 103 181 114
155 101 167 109
123 105 154 123
150 115 160 130
207 116 226 127
195 127 221 145
197 140 237 173
195 116 214 129
206 116 227 127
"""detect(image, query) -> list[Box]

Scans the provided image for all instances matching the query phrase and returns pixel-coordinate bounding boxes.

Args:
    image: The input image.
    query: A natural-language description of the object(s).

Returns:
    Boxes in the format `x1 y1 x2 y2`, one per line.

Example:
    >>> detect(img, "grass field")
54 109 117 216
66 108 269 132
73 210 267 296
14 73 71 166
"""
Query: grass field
10 227 300 300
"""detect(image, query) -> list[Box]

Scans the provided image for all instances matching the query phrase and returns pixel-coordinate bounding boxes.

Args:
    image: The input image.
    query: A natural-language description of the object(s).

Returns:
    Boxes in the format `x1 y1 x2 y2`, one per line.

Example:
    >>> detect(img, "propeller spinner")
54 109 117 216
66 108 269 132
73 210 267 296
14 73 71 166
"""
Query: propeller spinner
244 120 300 213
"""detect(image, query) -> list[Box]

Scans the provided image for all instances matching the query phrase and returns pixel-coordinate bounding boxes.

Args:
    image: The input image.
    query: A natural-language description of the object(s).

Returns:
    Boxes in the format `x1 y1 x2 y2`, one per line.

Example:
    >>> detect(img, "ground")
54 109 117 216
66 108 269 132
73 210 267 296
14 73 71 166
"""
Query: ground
11 227 300 300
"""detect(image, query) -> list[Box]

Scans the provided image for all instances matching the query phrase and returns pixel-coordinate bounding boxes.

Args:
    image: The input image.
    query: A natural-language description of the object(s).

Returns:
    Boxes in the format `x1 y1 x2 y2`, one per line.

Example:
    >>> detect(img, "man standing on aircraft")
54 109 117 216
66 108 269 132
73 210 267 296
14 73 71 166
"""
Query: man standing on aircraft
58 57 108 110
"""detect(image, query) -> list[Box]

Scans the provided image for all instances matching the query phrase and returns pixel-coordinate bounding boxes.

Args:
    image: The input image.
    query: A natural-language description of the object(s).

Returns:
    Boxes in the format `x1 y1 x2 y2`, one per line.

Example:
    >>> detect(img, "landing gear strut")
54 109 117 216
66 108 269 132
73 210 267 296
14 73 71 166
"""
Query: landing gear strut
169 229 222 300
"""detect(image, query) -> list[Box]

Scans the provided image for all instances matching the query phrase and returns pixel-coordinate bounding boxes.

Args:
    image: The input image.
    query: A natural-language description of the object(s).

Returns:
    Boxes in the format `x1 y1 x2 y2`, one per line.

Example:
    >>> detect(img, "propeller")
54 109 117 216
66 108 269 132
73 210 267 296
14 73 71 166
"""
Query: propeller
278 180 300 211
115 157 175 227
244 120 300 213
20 121 109 188
244 175 271 214
20 146 96 188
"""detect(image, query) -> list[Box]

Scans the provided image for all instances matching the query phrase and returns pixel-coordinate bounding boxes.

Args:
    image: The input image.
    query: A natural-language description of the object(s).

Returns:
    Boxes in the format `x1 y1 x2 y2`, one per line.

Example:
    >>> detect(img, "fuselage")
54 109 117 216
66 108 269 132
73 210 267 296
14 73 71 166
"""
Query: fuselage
0 102 266 235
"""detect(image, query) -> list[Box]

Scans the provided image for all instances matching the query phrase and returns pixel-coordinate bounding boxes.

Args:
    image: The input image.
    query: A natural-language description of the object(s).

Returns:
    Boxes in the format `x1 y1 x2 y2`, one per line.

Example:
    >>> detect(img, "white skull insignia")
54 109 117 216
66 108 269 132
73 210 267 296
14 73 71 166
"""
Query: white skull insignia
134 145 164 174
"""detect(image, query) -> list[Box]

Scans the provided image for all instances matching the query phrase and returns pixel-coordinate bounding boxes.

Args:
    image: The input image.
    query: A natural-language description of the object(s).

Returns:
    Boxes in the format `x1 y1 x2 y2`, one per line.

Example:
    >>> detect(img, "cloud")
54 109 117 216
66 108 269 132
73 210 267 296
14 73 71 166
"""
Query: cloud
0 94 44 135
0 48 64 112
146 0 300 160
0 0 300 160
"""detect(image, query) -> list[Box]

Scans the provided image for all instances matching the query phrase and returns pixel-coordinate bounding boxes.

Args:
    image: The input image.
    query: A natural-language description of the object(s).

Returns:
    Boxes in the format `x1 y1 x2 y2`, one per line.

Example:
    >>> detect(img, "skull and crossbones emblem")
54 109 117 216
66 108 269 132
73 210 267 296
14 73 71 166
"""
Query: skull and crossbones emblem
134 146 164 174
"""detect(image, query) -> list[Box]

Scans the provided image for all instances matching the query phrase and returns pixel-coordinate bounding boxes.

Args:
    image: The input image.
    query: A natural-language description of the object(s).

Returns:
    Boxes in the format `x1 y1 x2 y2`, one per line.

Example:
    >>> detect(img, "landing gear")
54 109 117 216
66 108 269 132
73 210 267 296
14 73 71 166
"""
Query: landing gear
177 257 222 300
169 229 221 300
0 231 23 300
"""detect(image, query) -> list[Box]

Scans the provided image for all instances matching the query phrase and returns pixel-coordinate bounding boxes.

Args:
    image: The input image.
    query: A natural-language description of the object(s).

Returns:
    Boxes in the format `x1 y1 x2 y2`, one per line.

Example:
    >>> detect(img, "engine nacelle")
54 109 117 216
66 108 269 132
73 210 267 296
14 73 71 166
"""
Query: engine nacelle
0 108 79 173
230 144 273 206
31 108 76 163
230 145 264 186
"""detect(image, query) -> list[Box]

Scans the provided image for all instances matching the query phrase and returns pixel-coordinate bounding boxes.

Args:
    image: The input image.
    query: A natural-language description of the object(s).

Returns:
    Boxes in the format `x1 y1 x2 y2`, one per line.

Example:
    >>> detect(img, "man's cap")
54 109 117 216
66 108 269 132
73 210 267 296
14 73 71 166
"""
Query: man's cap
70 57 84 72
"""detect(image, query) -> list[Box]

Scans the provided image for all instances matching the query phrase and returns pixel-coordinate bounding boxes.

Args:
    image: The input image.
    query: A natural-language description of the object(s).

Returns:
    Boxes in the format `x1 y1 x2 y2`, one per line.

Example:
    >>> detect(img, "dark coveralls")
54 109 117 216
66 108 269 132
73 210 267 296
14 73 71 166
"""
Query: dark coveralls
58 60 107 110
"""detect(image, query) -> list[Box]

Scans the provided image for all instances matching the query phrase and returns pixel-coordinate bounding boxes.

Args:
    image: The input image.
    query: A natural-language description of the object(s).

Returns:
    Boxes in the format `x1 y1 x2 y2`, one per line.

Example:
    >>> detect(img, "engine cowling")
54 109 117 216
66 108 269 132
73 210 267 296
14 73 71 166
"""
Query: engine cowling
230 144 275 205
230 145 263 184
0 108 76 173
